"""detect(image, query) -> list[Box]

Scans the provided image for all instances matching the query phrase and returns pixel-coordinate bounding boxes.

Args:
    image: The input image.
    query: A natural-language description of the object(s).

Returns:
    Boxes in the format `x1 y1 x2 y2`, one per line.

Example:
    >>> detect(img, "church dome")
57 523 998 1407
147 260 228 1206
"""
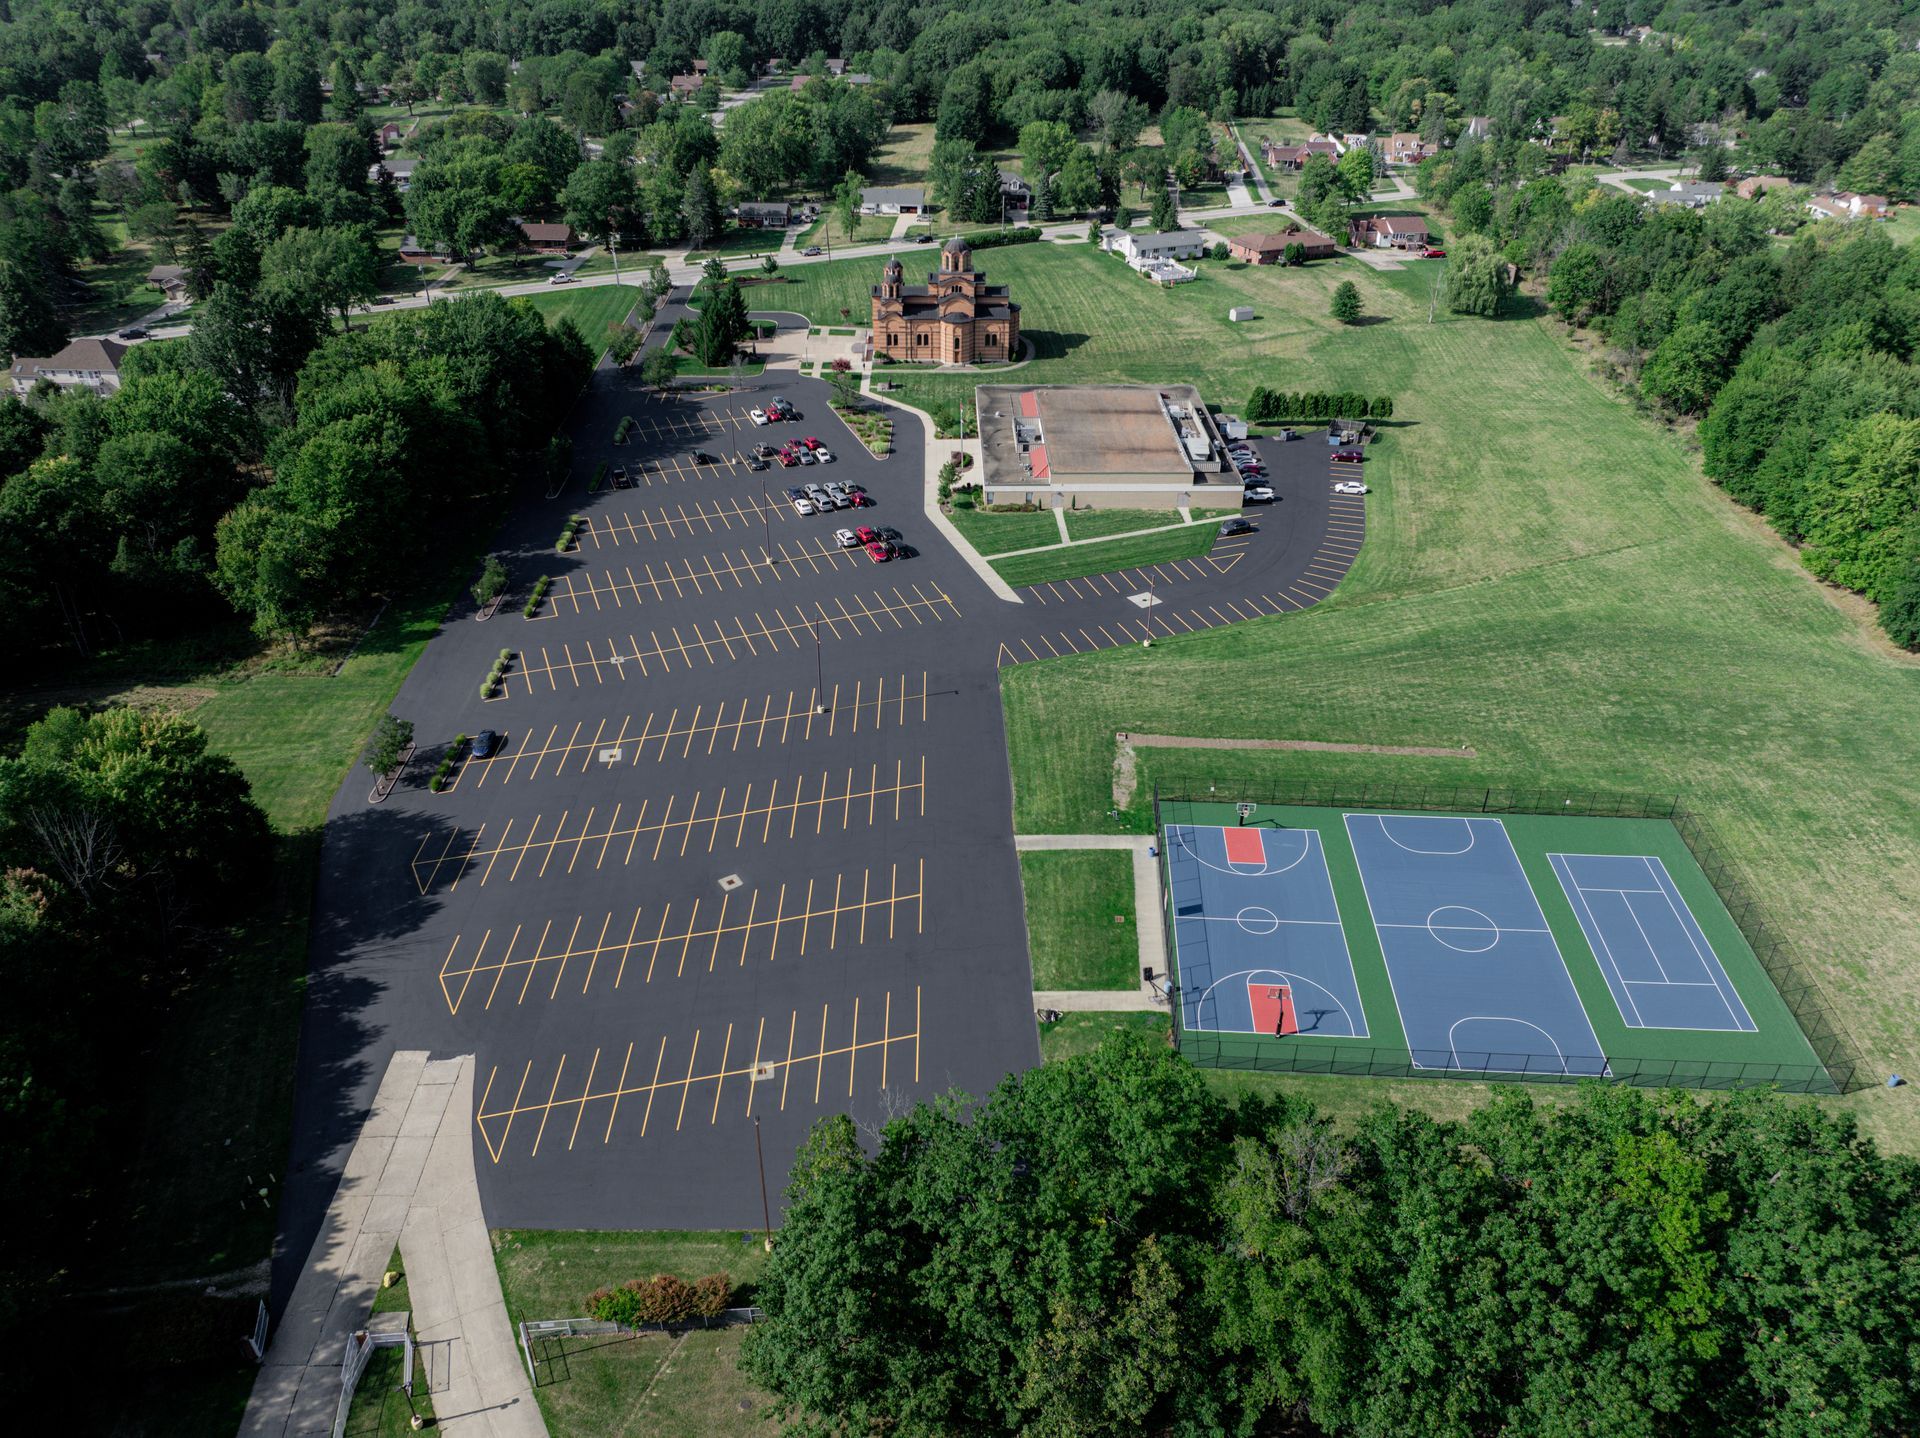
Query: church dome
942 235 970 255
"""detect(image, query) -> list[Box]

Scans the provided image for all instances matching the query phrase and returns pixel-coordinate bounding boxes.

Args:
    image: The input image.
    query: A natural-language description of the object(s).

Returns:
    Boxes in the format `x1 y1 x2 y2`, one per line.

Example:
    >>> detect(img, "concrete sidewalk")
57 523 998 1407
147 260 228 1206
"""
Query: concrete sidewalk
239 1053 544 1438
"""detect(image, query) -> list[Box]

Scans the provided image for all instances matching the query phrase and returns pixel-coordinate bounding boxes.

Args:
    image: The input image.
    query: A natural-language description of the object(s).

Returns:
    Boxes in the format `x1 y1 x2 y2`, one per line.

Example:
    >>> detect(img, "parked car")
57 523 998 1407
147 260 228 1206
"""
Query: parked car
796 449 816 465
472 729 499 758
854 525 881 546
753 443 777 458
749 408 769 425
1420 247 1446 259
1243 485 1276 503
547 270 574 284
116 326 149 340
1333 480 1369 495
801 436 823 450
802 245 822 256
784 487 806 501
792 496 817 515
865 539 894 562
777 450 797 466
1219 517 1255 536
834 527 859 548
746 456 769 471
1331 449 1365 463
814 448 835 464
1267 198 1286 208
610 465 629 488
693 450 719 465
914 232 936 244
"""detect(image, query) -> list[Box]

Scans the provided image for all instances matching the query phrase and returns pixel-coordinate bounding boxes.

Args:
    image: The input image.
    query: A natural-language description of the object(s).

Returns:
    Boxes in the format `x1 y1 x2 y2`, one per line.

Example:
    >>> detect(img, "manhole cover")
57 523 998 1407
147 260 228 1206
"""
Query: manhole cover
1126 591 1161 609
718 873 744 891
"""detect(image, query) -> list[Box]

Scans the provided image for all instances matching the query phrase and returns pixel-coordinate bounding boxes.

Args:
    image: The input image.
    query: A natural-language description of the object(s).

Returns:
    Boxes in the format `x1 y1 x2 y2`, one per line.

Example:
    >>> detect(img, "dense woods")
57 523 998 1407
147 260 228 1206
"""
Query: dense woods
746 1033 1920 1438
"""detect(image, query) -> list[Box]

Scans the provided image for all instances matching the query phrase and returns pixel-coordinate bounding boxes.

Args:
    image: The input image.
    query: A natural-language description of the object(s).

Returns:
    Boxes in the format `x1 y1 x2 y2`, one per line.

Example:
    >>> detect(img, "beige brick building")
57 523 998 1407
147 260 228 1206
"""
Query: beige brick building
870 237 1020 365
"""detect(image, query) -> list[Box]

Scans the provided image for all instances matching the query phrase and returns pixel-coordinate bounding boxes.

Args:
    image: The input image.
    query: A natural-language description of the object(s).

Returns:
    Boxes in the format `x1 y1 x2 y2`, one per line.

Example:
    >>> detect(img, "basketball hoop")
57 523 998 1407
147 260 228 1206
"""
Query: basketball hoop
1236 802 1257 826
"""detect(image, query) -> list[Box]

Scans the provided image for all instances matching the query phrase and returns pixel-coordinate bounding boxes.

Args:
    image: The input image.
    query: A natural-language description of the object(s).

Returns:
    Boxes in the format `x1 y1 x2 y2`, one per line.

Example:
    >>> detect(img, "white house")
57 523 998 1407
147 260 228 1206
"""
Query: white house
859 186 925 215
1807 190 1890 221
1104 229 1207 267
10 337 129 395
1651 180 1724 209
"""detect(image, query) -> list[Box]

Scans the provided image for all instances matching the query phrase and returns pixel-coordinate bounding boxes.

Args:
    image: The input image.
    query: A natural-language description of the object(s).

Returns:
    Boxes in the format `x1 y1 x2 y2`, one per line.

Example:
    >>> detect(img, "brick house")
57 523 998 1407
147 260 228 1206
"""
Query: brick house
146 264 190 301
870 237 1020 365
1348 213 1429 249
518 221 574 253
1735 175 1793 199
1261 138 1339 170
1227 225 1337 263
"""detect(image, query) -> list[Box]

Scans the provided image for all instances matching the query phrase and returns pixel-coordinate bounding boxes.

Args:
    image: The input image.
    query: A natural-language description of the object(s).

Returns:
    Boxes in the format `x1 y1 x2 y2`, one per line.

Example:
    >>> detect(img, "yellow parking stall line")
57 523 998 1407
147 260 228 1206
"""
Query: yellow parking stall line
1020 638 1040 661
780 1010 797 1110
828 872 844 950
591 802 622 870
797 877 815 955
847 997 860 1096
620 798 650 868
540 807 583 879
709 1024 734 1124
858 869 871 945
732 782 753 848
673 1030 701 1131
881 991 891 1090
745 1016 766 1116
678 705 702 760
635 1035 669 1138
475 1066 505 1164
915 987 922 1080
813 1005 829 1104
481 925 523 1010
529 1055 568 1157
704 787 729 853
650 793 679 861
494 1060 534 1163
515 918 561 1006
566 1048 601 1151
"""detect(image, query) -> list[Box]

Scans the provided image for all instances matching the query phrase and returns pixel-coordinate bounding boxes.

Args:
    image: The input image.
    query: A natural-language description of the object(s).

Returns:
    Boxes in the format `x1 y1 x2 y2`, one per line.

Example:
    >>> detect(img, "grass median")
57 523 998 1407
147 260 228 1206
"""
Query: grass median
1020 850 1139 989
990 522 1218 588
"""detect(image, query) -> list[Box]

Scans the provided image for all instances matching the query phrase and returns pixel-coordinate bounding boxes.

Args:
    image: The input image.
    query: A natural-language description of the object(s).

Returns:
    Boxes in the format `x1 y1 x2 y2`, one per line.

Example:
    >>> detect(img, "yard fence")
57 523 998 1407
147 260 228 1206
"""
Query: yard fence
333 1326 412 1438
518 1308 764 1388
1151 781 1866 1095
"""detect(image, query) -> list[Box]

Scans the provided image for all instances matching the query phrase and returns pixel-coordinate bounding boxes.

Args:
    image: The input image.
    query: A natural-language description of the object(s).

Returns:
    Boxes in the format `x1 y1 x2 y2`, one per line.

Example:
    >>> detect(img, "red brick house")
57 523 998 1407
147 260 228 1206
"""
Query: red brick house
1261 138 1339 170
519 221 574 254
870 237 1020 365
1348 213 1429 249
1226 225 1337 263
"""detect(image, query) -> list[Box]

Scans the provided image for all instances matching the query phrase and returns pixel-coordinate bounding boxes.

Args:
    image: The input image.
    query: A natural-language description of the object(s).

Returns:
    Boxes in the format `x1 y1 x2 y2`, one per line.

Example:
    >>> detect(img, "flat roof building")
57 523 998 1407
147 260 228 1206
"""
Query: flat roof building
975 383 1237 510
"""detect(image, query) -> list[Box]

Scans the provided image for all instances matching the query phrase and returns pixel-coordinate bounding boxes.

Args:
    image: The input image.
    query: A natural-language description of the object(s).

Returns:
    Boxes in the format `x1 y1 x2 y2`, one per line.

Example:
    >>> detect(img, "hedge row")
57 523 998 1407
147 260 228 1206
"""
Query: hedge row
1246 387 1394 422
614 415 634 444
428 735 469 793
587 1273 733 1327
556 515 586 552
481 648 512 699
524 576 551 618
960 226 1043 251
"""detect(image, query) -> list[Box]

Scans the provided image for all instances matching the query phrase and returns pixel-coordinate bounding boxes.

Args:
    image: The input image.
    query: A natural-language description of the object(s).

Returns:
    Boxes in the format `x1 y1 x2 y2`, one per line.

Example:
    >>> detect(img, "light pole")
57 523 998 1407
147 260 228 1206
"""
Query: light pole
810 612 825 712
754 1116 773 1251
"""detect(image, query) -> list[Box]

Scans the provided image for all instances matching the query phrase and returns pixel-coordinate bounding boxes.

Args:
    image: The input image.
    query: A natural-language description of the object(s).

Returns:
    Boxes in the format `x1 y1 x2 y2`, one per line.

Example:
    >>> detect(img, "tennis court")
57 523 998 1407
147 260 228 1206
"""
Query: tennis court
1163 823 1367 1040
1548 852 1757 1032
1345 814 1606 1075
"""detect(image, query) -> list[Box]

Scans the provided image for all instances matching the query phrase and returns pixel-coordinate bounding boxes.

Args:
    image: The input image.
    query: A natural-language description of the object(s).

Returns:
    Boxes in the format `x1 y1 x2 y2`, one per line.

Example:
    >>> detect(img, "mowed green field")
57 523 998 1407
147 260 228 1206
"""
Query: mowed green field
1160 802 1829 1087
948 244 1920 1150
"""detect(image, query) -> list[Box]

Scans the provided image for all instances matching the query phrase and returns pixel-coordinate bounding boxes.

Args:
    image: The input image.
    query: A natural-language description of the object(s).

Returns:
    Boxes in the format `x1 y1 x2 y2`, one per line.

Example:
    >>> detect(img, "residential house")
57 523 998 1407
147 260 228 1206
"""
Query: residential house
669 73 702 97
1104 229 1207 266
146 264 189 302
1347 213 1429 249
825 58 847 75
1462 116 1493 142
1383 132 1428 166
870 238 1020 364
692 59 709 75
842 73 873 86
397 236 452 264
997 168 1032 200
860 186 926 215
1806 191 1890 221
1261 137 1338 170
378 121 405 150
737 201 791 229
1226 225 1337 263
10 337 128 395
518 221 574 253
1650 180 1724 208
368 155 418 193
1735 175 1793 200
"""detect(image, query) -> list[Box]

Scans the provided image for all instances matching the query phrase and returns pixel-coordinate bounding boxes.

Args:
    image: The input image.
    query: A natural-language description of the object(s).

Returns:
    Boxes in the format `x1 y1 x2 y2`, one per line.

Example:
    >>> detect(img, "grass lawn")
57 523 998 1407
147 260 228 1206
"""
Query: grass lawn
1620 177 1671 193
979 244 1920 1150
494 1229 777 1438
688 227 790 261
1879 206 1920 246
869 122 938 187
65 210 169 333
990 522 1218 587
797 210 895 248
1020 851 1138 989
947 505 1060 555
522 285 643 349
1064 508 1193 542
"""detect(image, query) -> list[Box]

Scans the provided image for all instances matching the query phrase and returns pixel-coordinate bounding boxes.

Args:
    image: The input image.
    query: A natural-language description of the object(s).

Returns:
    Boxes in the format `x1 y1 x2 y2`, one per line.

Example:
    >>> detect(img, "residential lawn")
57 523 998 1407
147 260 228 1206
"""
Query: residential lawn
1064 508 1193 542
990 521 1218 587
65 210 169 334
1621 176 1670 192
869 122 938 186
522 285 644 350
688 227 790 261
1879 206 1920 246
946 505 1061 555
796 210 894 248
981 243 1920 1152
446 251 573 288
344 1343 437 1437
494 1229 778 1438
1020 851 1138 989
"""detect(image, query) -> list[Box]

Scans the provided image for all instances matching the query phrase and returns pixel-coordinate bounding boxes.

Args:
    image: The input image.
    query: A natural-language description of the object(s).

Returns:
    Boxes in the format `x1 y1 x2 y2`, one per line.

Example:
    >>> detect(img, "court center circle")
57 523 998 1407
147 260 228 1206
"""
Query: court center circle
1426 906 1499 953
1234 906 1280 936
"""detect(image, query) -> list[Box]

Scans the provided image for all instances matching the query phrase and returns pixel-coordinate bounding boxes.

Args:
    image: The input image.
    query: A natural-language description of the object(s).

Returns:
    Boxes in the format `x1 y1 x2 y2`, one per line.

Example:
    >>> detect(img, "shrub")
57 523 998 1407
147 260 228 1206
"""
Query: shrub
480 681 494 699
692 1273 732 1318
1209 241 1229 261
471 556 508 608
590 462 608 493
961 226 1042 250
499 648 512 662
363 714 415 778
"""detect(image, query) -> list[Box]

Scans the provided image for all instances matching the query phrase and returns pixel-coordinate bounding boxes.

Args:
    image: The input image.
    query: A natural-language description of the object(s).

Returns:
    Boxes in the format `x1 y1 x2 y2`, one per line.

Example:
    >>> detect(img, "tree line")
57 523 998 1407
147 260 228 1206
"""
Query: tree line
743 1032 1920 1438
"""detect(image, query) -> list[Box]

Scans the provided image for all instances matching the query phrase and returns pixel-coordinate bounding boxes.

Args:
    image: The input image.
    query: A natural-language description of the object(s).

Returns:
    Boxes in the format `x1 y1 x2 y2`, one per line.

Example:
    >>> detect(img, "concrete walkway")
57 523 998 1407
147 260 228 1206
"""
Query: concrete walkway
1015 834 1168 999
239 1053 545 1438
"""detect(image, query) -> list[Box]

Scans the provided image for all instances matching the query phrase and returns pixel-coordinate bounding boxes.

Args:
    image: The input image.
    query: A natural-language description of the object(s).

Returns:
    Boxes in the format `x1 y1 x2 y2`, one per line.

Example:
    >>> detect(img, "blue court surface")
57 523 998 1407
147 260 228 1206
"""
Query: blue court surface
1164 824 1368 1040
1344 814 1608 1076
1548 853 1758 1032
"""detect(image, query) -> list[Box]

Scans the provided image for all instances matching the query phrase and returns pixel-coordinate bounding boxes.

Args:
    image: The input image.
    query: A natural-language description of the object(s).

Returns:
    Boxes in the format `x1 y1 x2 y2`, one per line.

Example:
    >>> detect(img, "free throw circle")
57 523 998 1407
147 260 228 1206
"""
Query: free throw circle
1235 906 1281 936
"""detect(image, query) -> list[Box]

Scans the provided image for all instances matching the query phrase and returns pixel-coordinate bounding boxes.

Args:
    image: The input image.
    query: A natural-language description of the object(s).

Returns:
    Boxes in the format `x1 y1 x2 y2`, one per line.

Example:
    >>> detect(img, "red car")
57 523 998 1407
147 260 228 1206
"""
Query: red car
854 525 880 545
864 540 894 563
802 436 824 451
776 451 797 466
1420 246 1446 259
1331 449 1365 463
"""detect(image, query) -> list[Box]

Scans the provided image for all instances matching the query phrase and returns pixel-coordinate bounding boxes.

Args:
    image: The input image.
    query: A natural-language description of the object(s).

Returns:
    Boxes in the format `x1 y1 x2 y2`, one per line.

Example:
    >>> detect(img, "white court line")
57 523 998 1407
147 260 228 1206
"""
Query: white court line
1377 922 1552 933
1644 855 1750 1030
1198 915 1343 926
1192 966 1364 1040
1168 824 1313 877
1621 891 1675 985
1445 1015 1578 1076
1371 813 1476 855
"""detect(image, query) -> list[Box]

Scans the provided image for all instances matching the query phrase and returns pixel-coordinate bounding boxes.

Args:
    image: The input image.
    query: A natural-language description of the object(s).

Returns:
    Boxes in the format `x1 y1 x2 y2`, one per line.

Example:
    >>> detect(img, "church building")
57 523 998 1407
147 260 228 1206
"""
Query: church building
869 236 1020 365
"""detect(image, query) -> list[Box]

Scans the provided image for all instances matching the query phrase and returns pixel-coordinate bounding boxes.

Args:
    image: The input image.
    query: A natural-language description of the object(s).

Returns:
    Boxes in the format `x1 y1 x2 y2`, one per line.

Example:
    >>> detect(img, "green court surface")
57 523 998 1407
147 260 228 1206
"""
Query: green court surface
1158 800 1839 1092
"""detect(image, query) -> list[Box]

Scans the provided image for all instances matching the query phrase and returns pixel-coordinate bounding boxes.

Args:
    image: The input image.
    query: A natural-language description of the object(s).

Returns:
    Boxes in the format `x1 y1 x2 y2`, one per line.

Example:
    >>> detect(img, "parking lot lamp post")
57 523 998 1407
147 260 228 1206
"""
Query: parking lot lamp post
811 614 825 712
754 1117 773 1251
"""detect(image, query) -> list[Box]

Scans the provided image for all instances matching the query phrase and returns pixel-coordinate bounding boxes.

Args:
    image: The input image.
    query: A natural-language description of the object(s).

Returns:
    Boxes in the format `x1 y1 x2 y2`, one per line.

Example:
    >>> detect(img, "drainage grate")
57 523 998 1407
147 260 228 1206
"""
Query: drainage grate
718 873 744 891
752 1061 778 1082
1126 591 1161 609
599 747 623 764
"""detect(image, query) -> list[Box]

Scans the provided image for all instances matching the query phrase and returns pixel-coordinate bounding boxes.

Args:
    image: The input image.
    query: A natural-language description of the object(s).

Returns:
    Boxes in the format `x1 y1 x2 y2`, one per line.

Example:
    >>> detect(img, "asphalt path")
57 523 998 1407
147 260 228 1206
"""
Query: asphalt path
268 298 1367 1311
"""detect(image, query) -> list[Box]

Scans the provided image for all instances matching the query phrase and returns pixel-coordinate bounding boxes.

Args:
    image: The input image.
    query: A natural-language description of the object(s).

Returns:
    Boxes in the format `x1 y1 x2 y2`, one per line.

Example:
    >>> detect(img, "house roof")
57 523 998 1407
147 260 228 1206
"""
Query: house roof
1128 230 1203 247
12 337 128 378
519 221 573 243
1229 233 1291 253
738 201 789 216
147 263 186 286
861 186 925 205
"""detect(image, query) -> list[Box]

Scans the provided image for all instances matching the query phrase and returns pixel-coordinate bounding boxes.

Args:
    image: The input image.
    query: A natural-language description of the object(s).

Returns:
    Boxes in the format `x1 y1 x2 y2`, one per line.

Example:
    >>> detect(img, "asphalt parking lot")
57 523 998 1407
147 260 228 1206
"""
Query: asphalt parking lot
278 324 1367 1285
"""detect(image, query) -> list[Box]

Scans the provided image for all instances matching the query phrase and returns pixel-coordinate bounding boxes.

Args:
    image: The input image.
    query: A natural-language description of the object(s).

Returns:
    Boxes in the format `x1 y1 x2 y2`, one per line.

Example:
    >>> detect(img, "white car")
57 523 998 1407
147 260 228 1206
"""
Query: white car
813 448 834 464
1333 480 1369 495
547 270 574 284
792 497 817 516
1243 485 1276 503
749 407 769 425
833 527 859 548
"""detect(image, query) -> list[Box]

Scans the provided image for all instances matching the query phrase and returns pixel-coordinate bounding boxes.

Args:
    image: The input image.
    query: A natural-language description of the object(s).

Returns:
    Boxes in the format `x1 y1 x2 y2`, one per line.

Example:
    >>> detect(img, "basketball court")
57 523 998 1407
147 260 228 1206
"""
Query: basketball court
1344 814 1608 1076
1163 821 1368 1041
